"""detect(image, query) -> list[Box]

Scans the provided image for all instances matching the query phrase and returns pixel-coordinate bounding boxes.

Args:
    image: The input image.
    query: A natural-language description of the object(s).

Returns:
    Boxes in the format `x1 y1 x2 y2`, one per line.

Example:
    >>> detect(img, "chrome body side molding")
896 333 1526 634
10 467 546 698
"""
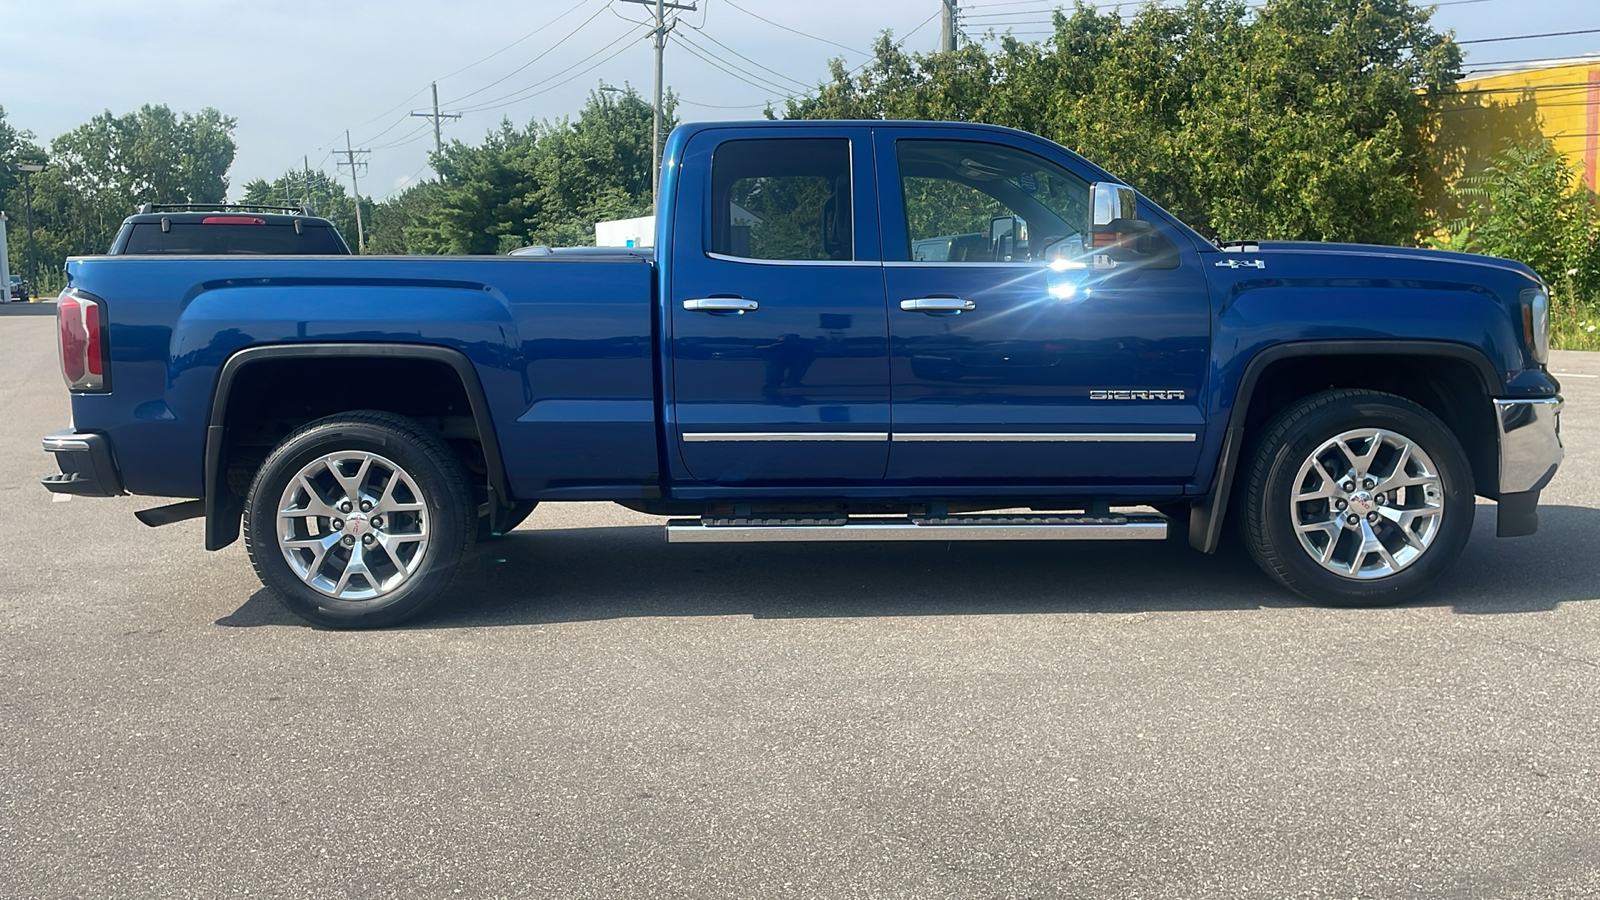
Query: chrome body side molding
893 432 1196 443
681 432 890 442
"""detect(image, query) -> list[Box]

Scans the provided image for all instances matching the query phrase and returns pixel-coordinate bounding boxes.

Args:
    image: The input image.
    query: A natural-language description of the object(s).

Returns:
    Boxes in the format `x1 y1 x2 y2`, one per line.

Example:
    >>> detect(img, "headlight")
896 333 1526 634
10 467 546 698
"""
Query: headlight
1521 288 1549 365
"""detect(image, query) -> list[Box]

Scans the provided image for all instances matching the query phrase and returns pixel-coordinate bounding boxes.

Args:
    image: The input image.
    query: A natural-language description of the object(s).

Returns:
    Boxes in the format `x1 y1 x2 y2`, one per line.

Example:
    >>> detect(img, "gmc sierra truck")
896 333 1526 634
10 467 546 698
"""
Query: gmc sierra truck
41 120 1564 628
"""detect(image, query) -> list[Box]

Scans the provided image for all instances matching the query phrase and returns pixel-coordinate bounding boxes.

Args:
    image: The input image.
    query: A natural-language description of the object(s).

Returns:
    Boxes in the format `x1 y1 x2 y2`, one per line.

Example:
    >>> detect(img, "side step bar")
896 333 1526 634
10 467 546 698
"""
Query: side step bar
665 513 1167 543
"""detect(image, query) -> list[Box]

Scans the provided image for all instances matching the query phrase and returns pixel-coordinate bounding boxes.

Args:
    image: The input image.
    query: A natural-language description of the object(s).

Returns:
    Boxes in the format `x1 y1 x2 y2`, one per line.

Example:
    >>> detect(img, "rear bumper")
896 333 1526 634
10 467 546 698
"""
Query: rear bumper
1494 397 1562 537
41 430 124 497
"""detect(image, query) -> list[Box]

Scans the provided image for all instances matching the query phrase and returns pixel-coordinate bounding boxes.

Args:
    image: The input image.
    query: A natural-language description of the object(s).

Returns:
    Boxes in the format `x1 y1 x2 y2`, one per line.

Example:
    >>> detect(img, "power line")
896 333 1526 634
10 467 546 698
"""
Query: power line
720 9 944 112
1457 28 1600 45
347 86 432 132
681 24 813 91
1462 53 1600 70
382 162 434 200
445 2 616 106
454 23 651 114
677 32 808 96
718 0 869 57
1444 80 1600 96
369 123 434 151
435 0 605 83
677 96 776 109
358 112 417 147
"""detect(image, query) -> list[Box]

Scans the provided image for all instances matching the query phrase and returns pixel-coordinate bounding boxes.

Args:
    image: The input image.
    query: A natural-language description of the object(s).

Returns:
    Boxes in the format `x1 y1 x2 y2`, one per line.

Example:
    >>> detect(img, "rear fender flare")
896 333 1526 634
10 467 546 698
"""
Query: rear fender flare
203 343 513 550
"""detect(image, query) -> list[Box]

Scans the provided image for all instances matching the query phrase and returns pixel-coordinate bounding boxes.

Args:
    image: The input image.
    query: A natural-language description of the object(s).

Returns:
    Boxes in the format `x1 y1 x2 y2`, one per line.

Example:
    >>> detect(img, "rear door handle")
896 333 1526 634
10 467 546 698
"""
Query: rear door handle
683 297 759 313
901 297 975 313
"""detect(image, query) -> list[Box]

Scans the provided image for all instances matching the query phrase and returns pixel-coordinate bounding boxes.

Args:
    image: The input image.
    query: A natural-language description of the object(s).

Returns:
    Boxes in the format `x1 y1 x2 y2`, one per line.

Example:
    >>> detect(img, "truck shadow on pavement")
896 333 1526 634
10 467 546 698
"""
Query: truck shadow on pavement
217 503 1600 628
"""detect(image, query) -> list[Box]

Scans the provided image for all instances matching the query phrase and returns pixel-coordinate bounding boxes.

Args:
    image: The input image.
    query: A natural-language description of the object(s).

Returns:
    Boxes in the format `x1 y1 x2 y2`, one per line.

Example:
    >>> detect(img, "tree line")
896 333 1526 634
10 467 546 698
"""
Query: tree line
2 0 1596 343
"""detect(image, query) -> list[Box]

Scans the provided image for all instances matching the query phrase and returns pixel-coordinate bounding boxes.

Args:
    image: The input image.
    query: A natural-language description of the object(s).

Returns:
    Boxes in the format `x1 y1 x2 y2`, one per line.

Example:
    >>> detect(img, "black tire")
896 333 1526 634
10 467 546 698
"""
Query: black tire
1241 389 1474 607
244 411 476 628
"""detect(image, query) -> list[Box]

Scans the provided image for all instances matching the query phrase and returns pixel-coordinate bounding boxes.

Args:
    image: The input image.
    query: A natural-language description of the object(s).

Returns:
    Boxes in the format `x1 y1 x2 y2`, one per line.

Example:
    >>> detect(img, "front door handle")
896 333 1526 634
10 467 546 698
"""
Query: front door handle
684 297 759 313
901 297 975 313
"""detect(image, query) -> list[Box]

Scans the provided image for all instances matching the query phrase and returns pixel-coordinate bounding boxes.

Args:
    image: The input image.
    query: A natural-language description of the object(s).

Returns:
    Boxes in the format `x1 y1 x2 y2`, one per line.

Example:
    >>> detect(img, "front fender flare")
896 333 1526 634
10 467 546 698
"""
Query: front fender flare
1188 339 1502 553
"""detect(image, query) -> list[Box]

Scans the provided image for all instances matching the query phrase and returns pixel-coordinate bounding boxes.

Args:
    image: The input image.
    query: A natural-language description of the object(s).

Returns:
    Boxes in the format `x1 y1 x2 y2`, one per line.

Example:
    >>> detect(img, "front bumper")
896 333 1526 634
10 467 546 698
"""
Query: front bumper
1493 397 1562 537
41 430 124 497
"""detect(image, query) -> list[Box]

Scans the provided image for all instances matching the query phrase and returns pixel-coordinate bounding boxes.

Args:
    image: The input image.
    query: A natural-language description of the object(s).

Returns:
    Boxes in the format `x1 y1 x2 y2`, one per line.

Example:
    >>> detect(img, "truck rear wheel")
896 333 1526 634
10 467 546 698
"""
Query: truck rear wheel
1241 389 1474 607
243 411 475 628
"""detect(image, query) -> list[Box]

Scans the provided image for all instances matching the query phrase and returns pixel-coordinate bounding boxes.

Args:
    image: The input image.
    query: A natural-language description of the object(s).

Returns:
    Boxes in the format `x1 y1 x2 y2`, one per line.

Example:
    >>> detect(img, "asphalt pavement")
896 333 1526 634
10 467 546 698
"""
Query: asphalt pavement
2 303 1597 898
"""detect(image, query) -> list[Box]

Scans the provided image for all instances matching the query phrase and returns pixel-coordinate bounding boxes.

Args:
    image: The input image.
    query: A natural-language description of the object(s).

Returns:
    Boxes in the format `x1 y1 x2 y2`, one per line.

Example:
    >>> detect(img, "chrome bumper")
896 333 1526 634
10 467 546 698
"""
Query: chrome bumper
1495 397 1562 495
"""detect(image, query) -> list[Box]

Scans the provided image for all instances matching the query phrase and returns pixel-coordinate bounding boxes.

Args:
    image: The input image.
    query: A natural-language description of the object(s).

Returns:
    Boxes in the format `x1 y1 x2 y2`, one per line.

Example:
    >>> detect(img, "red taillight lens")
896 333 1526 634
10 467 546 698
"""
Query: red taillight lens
59 296 86 384
83 302 103 376
201 215 265 225
57 291 106 391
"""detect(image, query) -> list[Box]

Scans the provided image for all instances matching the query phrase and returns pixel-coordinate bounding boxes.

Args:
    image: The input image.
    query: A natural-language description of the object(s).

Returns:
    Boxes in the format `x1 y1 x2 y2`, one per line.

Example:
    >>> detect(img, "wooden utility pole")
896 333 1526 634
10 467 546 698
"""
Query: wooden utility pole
411 82 461 159
941 0 958 52
620 0 696 202
336 130 370 253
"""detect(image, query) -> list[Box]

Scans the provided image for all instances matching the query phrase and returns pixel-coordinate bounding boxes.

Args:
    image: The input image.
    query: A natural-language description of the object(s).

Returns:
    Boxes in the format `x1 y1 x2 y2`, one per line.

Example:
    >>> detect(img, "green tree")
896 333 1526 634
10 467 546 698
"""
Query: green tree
241 168 371 250
367 179 446 255
786 0 1460 245
0 105 46 205
418 86 668 253
16 104 238 274
1437 137 1600 347
1 105 50 287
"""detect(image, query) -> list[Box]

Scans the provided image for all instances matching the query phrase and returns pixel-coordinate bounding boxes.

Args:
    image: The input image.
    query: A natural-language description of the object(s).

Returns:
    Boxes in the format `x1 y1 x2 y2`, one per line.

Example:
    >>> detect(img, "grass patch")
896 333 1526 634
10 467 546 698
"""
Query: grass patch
1552 300 1600 351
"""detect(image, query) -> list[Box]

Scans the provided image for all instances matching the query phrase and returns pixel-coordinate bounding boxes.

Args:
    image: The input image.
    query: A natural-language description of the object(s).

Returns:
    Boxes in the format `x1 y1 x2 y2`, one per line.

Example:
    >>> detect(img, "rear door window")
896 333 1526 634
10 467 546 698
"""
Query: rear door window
708 138 853 262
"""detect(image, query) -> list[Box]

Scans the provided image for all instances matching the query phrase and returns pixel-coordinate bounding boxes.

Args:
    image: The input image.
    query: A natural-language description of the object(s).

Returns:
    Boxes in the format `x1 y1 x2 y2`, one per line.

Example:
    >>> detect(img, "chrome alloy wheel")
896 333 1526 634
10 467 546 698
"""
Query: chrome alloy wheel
276 451 430 601
1289 428 1444 580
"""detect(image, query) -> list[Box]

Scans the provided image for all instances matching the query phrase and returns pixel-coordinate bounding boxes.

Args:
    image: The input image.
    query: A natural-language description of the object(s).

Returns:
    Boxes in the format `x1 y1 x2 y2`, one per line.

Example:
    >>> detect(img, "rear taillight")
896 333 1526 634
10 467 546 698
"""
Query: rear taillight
58 291 108 392
200 215 265 225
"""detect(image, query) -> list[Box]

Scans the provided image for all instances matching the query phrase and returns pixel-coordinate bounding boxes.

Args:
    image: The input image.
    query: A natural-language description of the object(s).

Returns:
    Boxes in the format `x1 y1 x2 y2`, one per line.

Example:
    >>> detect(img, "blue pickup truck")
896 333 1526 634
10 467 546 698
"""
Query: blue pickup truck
41 120 1564 627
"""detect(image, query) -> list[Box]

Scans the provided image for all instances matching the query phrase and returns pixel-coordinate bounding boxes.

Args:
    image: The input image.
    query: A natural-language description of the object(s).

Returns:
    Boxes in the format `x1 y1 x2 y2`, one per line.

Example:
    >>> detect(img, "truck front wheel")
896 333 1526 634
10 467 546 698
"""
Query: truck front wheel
1242 389 1474 607
243 411 476 628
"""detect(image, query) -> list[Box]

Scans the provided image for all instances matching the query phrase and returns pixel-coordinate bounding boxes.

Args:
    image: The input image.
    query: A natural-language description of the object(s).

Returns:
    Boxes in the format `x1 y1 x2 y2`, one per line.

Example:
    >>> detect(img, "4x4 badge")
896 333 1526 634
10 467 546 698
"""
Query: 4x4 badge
1215 258 1266 269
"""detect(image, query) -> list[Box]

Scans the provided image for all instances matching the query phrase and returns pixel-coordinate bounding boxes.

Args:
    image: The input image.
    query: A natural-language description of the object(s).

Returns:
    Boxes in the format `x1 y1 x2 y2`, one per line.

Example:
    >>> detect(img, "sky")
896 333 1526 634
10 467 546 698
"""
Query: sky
1 0 1597 202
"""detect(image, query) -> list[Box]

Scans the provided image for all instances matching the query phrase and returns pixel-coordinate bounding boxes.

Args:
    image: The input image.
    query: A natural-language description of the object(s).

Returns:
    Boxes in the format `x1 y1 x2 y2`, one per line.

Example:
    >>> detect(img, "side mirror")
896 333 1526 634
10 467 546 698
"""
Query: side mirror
990 215 1018 262
1087 182 1150 251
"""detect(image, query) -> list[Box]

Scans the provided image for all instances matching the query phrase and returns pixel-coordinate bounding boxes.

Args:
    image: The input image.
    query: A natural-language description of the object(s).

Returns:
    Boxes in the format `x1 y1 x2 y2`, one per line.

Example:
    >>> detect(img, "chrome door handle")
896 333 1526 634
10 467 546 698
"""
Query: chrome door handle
683 297 759 313
901 297 975 313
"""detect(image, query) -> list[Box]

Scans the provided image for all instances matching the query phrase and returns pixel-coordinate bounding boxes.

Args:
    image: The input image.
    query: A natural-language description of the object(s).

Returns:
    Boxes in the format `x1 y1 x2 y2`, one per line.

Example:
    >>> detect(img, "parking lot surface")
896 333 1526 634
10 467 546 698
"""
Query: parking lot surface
2 304 1597 898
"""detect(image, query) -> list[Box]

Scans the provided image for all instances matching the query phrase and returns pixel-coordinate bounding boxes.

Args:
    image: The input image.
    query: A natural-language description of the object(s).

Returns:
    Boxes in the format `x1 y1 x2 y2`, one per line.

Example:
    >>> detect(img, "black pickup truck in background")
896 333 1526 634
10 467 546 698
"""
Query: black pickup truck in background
108 203 352 256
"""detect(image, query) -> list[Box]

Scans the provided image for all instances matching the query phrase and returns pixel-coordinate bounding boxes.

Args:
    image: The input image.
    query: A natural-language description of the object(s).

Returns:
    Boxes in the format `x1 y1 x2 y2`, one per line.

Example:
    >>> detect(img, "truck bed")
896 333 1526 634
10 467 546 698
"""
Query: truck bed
63 254 661 500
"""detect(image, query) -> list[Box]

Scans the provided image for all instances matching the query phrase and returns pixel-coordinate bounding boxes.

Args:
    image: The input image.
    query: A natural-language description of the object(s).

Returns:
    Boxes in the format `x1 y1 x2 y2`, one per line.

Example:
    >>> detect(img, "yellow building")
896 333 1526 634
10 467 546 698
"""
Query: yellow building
1434 55 1600 196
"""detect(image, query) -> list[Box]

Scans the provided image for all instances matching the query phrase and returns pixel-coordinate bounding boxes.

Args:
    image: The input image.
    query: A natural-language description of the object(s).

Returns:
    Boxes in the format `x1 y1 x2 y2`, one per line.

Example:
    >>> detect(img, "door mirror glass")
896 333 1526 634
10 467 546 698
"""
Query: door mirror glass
1088 182 1151 250
1090 182 1137 227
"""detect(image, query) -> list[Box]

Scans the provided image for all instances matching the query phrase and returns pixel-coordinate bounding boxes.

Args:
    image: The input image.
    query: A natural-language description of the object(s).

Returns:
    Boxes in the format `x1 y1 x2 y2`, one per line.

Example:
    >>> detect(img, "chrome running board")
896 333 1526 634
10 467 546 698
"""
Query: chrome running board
665 513 1168 543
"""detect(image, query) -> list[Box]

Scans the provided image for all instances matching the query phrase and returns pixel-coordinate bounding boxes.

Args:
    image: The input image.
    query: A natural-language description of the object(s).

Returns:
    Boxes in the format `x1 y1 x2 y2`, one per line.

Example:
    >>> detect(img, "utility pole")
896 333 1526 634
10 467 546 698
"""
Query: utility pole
410 82 461 159
941 0 958 53
336 130 370 253
304 155 314 213
621 0 696 203
9 163 44 291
